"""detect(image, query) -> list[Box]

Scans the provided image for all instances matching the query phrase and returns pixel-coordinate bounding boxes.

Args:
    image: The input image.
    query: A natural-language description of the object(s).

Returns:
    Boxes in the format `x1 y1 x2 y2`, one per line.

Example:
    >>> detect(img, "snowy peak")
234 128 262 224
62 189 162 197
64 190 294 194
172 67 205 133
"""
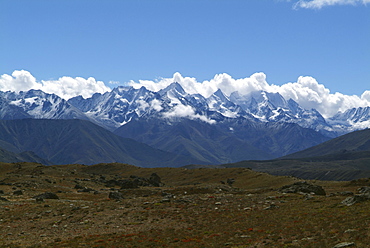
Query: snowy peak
251 91 288 110
0 94 31 120
230 91 287 119
228 90 331 132
213 89 229 103
329 106 370 133
111 86 151 103
0 89 87 120
207 89 233 108
333 107 370 123
158 82 186 98
229 90 286 113
112 86 131 95
207 89 241 118
287 98 300 115
68 86 160 129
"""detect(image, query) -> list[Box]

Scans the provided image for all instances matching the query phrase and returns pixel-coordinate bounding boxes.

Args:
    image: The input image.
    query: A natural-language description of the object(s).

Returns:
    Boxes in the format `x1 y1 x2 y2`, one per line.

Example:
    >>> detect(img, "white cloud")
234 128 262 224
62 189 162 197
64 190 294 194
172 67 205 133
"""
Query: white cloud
0 70 111 99
129 71 270 98
0 70 42 92
150 99 163 112
362 91 370 102
128 72 370 118
292 0 370 9
163 104 216 124
275 76 370 117
136 99 150 113
41 77 111 100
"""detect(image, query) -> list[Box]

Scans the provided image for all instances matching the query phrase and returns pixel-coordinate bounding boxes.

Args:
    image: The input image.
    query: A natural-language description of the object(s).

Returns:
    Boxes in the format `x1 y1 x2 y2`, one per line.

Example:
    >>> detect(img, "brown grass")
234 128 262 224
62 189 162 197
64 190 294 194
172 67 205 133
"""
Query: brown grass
0 162 368 247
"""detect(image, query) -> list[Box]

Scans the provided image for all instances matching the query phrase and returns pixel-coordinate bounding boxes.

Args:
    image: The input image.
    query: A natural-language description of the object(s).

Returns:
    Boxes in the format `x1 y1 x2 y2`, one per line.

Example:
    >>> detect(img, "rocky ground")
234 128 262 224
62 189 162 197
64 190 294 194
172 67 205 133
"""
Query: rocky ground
0 162 370 247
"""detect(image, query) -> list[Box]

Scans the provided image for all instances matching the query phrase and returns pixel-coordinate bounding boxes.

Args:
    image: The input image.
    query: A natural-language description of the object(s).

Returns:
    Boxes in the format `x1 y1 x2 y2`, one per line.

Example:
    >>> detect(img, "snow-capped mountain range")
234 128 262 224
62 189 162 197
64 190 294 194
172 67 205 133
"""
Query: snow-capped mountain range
0 82 369 136
0 82 369 165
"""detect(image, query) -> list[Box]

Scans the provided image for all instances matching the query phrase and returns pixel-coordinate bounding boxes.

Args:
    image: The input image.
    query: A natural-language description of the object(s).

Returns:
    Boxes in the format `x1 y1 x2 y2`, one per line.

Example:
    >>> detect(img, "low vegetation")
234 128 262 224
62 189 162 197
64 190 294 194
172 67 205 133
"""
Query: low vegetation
0 162 369 247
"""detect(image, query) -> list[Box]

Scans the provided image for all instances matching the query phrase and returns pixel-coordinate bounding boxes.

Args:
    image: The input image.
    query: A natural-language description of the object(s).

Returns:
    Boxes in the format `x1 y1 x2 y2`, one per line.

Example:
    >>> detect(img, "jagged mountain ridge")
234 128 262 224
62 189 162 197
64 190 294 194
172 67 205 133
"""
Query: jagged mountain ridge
329 106 370 133
66 82 346 134
0 90 88 120
0 84 368 135
229 90 333 135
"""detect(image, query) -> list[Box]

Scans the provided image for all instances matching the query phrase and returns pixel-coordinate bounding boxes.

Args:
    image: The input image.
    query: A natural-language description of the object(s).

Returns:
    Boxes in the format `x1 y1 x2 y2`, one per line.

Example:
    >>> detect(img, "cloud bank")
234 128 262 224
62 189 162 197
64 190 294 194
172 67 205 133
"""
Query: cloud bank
292 0 370 9
0 70 110 100
129 72 370 118
1 70 369 118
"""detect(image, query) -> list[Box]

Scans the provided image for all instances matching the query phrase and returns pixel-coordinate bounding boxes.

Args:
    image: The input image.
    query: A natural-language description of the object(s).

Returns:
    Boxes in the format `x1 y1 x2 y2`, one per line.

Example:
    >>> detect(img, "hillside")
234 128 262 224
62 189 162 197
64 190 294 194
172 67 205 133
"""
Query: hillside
283 128 370 159
114 118 330 163
0 119 203 167
114 119 272 164
217 129 370 180
0 147 51 164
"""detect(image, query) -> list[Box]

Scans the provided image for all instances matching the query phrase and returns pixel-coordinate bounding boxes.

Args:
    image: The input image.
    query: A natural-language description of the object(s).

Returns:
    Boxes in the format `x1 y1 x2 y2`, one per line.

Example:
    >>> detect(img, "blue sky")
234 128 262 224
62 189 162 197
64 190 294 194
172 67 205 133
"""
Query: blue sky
1 0 369 97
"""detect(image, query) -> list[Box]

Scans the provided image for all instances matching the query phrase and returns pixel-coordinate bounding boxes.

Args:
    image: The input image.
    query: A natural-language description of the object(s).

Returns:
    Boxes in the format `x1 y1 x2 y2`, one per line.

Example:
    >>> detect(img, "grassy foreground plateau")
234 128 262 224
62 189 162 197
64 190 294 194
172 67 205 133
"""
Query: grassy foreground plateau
0 162 369 247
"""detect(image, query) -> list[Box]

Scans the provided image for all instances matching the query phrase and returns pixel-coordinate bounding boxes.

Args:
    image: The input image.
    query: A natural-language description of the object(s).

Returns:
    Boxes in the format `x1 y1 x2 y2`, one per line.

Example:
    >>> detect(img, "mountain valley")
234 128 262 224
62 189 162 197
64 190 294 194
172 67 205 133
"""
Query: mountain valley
0 84 369 178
